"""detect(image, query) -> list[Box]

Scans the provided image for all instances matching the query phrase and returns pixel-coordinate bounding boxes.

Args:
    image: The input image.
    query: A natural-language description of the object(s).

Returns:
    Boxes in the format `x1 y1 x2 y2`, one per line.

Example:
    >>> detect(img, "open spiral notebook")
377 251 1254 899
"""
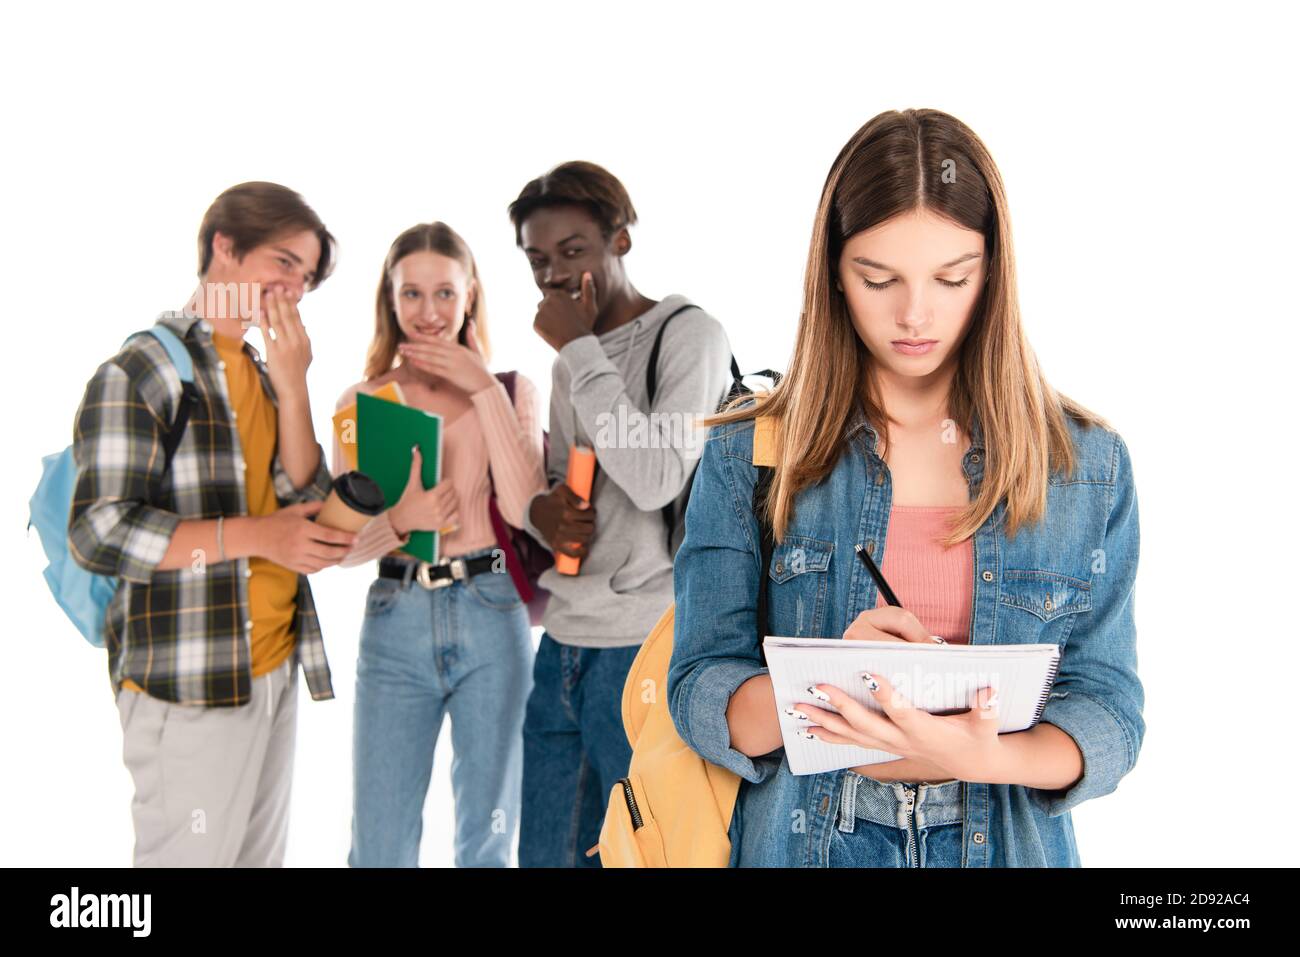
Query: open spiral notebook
762 637 1062 776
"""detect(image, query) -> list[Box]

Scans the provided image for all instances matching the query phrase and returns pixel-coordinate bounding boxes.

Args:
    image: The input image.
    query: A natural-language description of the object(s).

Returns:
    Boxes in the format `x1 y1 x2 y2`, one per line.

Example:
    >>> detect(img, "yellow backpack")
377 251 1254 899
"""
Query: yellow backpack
593 415 779 867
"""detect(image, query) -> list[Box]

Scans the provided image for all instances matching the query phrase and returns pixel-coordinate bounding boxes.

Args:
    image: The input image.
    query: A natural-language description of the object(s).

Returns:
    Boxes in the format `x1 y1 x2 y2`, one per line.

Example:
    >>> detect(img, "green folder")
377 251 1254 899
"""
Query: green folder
356 391 443 562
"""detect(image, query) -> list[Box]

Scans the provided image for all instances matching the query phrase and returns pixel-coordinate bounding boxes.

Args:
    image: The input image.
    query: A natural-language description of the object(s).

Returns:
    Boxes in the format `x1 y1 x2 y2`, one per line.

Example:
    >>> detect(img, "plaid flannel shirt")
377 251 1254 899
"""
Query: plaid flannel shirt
69 310 335 707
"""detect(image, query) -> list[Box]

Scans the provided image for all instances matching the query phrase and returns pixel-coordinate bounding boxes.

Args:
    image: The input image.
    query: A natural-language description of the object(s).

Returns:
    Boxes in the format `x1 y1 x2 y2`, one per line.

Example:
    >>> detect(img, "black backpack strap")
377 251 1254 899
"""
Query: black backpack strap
646 304 701 553
162 382 200 470
645 304 775 556
753 465 776 663
124 326 199 476
645 303 699 406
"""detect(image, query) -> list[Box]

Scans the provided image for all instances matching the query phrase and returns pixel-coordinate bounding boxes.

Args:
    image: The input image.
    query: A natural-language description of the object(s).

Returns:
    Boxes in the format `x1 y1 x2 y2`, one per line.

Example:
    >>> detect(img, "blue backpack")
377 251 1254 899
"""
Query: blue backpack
29 324 199 647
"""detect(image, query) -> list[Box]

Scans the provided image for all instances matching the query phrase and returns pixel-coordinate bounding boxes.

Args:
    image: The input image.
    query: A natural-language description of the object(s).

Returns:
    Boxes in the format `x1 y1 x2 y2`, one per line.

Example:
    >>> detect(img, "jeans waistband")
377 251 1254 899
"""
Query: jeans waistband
838 772 964 833
382 545 500 588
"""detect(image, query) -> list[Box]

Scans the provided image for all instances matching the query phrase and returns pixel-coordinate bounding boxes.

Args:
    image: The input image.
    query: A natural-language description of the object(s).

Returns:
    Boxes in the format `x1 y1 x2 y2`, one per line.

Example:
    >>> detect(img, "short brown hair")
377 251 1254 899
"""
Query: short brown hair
507 161 637 246
197 182 337 289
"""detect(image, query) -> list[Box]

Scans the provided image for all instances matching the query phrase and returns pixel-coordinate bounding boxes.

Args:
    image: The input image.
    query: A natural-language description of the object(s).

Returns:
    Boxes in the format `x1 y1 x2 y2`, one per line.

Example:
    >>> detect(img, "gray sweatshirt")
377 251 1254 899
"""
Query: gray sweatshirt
521 294 733 647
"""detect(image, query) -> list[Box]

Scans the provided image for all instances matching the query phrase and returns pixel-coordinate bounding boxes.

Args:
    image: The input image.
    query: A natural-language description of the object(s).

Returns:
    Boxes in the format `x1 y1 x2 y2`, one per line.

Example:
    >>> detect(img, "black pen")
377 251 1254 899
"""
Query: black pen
854 543 947 643
854 542 901 607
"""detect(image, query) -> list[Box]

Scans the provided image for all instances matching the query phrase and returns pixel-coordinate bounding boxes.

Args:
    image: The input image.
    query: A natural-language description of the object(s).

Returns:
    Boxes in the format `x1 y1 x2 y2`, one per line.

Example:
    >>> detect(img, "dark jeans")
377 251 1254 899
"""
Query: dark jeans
518 632 641 867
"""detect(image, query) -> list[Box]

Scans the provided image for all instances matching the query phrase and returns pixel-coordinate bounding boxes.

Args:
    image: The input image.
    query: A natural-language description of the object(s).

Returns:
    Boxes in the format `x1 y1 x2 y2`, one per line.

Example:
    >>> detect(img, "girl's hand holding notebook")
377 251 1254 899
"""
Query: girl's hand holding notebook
790 668 1004 783
768 634 1057 776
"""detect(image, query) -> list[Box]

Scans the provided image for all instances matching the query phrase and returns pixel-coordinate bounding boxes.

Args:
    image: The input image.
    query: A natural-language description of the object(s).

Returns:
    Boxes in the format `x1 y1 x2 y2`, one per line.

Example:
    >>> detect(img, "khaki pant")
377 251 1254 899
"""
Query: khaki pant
115 656 297 867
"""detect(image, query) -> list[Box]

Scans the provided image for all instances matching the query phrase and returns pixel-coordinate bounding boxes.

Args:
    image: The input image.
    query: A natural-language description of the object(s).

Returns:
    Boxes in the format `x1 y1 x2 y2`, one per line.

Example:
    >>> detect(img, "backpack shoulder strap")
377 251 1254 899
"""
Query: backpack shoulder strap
128 324 200 469
144 325 195 383
494 369 518 404
752 414 779 467
645 303 700 405
751 414 778 656
487 371 519 493
645 305 702 553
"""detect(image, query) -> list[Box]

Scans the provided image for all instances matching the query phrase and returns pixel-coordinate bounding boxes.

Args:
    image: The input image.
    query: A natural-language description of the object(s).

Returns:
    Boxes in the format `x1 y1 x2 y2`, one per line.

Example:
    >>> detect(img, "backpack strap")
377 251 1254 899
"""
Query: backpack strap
144 326 201 470
751 414 779 467
751 414 779 658
145 325 195 383
488 371 519 492
495 369 518 403
645 304 699 406
645 306 780 555
647 306 781 407
645 305 700 553
753 466 776 655
120 323 201 481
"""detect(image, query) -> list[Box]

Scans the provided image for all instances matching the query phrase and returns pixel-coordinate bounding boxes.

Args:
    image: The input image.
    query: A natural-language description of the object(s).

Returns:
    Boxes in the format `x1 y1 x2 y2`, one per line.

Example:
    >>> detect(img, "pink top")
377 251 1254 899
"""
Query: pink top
873 505 974 643
332 376 547 566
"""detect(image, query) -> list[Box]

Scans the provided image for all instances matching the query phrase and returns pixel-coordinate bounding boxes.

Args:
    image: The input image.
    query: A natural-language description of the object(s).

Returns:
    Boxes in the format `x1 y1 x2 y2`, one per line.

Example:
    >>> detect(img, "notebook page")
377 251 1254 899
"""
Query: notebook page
762 638 1061 776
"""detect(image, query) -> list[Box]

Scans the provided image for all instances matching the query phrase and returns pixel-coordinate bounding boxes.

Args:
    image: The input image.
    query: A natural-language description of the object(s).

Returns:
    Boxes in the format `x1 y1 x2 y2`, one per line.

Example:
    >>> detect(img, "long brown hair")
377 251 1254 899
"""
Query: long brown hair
364 222 491 380
706 108 1105 546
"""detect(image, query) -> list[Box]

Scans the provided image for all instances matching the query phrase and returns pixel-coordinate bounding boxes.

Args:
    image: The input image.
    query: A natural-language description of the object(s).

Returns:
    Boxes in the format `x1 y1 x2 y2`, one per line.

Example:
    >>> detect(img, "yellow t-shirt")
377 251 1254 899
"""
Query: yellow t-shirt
122 331 298 693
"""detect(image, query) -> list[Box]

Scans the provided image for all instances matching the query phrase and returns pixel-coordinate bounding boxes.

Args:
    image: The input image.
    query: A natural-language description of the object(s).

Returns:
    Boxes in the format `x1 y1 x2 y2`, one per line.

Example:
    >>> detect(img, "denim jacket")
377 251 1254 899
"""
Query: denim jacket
668 402 1143 866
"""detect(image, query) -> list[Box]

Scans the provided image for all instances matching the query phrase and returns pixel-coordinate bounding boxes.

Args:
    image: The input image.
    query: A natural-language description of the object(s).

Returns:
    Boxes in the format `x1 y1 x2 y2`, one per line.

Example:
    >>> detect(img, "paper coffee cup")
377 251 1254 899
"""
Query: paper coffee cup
317 471 386 531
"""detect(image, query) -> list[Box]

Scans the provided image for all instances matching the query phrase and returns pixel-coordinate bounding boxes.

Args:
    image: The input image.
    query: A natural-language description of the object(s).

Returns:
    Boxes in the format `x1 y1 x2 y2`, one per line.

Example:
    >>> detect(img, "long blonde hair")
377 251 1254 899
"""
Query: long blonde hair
364 221 491 380
706 108 1105 546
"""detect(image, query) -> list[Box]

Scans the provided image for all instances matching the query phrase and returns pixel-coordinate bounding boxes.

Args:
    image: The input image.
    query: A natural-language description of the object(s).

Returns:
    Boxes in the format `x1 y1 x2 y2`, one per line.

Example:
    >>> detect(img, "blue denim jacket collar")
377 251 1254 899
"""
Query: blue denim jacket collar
843 402 987 482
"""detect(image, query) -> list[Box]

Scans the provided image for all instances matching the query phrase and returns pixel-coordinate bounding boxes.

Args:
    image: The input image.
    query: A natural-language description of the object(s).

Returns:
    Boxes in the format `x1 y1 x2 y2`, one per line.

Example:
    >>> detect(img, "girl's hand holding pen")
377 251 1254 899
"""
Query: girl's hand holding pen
842 606 945 644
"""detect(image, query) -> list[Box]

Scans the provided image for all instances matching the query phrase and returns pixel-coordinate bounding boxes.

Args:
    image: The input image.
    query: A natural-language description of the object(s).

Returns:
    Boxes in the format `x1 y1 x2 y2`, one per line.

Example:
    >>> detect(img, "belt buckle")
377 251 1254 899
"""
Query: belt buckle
415 558 466 590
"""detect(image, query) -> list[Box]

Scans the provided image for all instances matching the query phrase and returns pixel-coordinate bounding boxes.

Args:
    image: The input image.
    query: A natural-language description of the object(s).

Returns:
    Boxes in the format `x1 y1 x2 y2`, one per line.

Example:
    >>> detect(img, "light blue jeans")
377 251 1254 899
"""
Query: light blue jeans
348 546 534 868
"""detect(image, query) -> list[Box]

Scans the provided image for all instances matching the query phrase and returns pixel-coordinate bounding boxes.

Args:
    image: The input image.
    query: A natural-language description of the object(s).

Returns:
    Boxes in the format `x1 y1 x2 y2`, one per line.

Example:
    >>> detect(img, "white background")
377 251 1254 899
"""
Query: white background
2 0 1296 867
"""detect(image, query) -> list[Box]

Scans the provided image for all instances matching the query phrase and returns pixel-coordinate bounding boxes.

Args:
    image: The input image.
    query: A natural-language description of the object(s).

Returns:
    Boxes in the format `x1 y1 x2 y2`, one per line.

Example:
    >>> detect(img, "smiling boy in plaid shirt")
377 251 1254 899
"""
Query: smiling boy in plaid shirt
69 182 357 866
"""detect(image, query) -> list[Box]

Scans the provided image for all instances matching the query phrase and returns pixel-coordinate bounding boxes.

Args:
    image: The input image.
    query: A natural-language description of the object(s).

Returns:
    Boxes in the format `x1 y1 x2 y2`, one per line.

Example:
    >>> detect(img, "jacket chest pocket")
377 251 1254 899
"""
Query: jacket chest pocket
767 536 834 637
997 569 1091 644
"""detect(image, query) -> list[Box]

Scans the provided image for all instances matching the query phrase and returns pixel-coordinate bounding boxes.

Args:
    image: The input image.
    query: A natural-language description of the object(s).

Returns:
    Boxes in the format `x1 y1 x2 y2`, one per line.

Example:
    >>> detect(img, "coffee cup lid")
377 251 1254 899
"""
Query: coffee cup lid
333 471 386 515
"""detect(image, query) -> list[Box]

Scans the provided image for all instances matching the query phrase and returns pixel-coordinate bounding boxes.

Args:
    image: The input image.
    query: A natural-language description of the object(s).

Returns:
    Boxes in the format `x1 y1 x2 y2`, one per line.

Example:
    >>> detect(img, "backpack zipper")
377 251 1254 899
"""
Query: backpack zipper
618 777 644 830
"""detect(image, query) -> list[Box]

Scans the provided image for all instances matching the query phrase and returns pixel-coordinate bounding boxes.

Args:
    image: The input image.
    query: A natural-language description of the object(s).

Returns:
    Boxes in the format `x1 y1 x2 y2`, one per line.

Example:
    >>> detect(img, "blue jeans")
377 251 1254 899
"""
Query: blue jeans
826 772 965 867
348 547 533 868
518 633 641 867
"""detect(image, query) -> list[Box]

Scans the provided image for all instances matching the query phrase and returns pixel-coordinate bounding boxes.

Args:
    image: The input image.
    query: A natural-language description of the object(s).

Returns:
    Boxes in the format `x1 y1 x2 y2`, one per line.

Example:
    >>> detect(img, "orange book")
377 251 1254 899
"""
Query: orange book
332 380 406 470
555 444 596 575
